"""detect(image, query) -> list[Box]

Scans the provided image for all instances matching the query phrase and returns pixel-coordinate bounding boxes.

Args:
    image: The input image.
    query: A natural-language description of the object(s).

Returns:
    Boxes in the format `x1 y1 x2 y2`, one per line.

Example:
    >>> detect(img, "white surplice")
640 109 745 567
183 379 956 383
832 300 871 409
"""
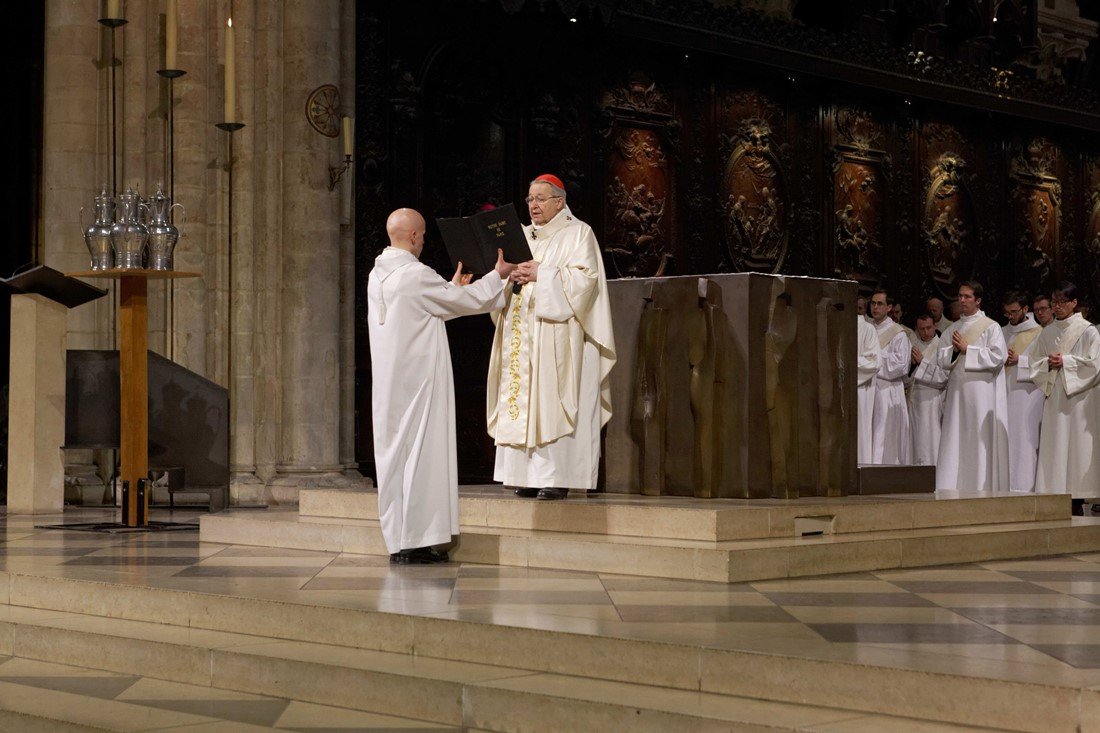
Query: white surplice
368 247 506 554
908 336 947 465
1001 316 1045 492
936 315 954 335
856 316 880 464
487 206 616 490
934 310 1009 494
871 317 911 465
1025 314 1100 497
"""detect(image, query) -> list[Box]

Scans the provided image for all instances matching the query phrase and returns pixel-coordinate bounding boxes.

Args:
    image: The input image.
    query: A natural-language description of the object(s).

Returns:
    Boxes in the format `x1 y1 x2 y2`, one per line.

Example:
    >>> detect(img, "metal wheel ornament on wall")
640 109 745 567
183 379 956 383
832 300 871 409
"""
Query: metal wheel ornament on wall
306 84 341 137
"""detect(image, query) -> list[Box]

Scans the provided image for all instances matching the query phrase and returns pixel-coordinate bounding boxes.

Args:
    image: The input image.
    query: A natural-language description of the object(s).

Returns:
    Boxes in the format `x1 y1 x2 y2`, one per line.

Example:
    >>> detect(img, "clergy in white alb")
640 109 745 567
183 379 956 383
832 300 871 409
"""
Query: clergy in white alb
1024 284 1100 497
487 174 616 501
908 314 948 465
1000 292 1044 492
856 315 880 464
934 281 1009 494
368 208 513 561
868 291 910 464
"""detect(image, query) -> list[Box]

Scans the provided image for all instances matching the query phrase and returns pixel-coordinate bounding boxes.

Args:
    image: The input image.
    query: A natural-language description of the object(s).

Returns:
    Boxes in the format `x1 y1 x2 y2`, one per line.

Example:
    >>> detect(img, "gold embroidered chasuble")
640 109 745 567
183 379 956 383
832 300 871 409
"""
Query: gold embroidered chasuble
487 207 616 449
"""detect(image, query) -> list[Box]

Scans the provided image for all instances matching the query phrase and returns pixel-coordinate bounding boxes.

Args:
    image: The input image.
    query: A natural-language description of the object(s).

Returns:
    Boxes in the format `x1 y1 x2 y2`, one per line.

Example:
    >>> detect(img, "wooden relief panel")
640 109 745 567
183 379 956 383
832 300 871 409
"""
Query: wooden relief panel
920 122 979 297
1010 138 1061 294
830 108 890 288
718 91 789 273
599 77 677 278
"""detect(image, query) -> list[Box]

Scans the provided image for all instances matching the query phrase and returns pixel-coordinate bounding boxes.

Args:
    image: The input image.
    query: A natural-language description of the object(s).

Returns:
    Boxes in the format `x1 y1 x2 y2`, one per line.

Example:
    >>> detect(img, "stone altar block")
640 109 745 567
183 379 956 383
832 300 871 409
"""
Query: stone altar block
605 273 857 499
7 293 68 513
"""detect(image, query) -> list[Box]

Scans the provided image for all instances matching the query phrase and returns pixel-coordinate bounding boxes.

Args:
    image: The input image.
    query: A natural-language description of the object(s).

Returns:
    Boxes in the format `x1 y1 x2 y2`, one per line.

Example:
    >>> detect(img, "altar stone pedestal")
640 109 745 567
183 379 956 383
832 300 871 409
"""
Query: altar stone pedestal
605 273 857 500
7 294 68 513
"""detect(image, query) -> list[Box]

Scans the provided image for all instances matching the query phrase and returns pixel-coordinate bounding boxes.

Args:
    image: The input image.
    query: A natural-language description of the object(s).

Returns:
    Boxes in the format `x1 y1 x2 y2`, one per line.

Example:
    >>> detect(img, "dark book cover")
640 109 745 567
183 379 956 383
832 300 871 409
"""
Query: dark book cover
436 203 532 275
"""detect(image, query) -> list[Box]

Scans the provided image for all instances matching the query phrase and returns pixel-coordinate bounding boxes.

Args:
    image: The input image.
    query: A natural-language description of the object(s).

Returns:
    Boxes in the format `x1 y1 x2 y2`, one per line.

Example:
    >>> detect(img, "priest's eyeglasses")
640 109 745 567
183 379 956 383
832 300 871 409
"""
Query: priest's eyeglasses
525 195 562 204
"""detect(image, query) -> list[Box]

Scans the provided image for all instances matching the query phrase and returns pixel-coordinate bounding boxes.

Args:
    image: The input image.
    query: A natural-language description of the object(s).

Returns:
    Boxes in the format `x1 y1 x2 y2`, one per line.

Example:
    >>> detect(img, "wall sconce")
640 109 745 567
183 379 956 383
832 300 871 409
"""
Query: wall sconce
329 115 353 191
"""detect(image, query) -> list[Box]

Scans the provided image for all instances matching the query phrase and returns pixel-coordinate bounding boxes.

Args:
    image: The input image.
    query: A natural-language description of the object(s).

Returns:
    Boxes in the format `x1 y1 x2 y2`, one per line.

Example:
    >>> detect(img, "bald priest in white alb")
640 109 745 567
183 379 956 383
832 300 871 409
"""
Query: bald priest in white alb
369 208 514 564
488 174 616 501
934 281 1009 494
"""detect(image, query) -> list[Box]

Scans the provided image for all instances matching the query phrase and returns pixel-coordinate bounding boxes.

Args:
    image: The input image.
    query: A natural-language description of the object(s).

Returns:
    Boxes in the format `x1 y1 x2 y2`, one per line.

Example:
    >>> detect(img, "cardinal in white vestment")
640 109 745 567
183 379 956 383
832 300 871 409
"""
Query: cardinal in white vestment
1000 293 1044 492
868 291 911 464
934 281 1009 494
490 173 620 499
856 315 880 464
487 174 616 501
368 208 514 563
1024 283 1100 498
908 314 948 465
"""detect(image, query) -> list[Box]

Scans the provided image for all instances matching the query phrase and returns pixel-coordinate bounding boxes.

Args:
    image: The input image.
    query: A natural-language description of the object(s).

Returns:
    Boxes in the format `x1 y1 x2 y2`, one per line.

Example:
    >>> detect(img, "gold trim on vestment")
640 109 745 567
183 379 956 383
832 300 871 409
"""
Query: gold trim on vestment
507 296 523 421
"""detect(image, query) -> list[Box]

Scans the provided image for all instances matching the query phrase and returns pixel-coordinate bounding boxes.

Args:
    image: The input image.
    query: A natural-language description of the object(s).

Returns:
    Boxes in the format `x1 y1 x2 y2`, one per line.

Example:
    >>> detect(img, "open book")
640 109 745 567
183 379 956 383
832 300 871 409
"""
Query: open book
436 203 532 275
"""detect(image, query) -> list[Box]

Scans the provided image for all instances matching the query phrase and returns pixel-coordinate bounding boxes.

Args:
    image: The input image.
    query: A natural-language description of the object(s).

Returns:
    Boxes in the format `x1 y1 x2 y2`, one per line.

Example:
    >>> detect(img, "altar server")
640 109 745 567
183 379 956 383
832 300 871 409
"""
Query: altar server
934 281 1009 494
1001 291 1044 492
1025 282 1100 497
369 208 514 563
488 174 616 501
869 290 911 464
908 314 948 465
856 315 880 464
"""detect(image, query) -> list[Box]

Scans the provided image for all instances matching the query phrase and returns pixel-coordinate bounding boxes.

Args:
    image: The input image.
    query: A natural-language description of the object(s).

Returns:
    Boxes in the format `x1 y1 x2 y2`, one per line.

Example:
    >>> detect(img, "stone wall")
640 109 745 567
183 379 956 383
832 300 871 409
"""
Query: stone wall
41 0 363 504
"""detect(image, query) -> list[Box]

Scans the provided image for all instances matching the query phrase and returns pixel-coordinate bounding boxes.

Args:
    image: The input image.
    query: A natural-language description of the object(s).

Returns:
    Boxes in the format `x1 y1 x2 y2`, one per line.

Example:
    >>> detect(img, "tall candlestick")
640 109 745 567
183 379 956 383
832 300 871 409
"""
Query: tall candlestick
107 0 121 19
165 0 177 70
342 116 352 157
224 17 235 123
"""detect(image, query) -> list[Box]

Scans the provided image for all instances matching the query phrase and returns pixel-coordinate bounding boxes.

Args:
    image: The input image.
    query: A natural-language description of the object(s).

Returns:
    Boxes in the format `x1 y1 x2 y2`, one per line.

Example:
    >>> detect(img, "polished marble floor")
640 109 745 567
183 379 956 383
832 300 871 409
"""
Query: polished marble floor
3 507 1100 729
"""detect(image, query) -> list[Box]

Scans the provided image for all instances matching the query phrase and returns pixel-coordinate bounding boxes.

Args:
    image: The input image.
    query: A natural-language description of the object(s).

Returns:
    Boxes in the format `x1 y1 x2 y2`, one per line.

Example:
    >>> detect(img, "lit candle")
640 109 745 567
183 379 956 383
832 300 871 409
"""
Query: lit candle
342 116 352 157
224 17 235 122
165 0 177 70
106 0 121 19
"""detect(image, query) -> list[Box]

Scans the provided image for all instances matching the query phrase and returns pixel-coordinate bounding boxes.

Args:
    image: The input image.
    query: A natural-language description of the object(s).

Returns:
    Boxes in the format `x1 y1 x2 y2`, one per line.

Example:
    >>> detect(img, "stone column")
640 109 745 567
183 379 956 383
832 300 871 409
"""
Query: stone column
42 0 114 502
227 0 263 496
269 0 356 501
338 0 361 479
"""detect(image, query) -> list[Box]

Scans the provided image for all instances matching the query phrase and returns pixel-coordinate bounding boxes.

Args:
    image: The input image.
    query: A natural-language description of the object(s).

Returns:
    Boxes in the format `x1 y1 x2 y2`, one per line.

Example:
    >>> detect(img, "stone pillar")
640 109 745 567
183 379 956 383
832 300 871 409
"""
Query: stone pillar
338 0 360 479
6 295 67 514
269 0 355 501
227 0 263 496
42 0 114 502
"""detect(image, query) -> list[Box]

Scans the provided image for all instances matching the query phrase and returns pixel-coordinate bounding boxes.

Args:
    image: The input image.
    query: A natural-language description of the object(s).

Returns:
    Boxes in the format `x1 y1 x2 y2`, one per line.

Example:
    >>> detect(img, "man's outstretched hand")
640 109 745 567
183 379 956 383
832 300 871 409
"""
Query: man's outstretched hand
451 262 473 286
494 249 516 280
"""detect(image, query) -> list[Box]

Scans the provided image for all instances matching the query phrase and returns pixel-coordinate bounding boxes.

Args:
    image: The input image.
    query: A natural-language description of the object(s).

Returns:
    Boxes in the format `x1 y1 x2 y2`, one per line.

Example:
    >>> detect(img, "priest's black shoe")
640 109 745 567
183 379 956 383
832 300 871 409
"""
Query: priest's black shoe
513 487 539 498
397 547 450 564
536 488 569 501
389 553 406 565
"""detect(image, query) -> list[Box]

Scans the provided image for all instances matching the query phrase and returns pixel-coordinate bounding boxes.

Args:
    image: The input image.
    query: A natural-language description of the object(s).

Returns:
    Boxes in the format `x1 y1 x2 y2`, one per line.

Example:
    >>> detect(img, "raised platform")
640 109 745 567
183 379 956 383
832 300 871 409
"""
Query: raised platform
4 508 1100 731
196 488 1099 583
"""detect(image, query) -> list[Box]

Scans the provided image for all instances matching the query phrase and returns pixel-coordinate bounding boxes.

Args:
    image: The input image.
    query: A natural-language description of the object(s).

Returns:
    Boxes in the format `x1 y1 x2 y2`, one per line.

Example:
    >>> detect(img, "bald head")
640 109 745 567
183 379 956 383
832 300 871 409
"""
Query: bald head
386 208 426 257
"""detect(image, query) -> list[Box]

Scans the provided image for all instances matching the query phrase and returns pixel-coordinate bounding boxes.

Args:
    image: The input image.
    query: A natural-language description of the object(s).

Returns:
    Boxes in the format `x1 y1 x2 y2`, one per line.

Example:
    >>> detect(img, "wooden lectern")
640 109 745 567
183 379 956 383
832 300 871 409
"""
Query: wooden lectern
3 266 106 514
67 269 199 526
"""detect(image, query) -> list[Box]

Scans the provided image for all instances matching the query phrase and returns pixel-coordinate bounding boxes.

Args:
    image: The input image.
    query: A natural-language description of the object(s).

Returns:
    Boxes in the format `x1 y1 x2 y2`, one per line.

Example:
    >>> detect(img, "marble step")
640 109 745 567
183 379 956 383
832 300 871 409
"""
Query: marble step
3 571 1098 732
200 508 1100 583
0 601 1041 733
300 487 1071 542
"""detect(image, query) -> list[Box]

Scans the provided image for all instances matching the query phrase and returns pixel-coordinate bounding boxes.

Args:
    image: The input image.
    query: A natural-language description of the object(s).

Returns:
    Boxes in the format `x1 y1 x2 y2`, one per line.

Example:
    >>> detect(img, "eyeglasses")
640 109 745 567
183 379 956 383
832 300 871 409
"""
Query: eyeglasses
1051 298 1073 306
525 195 562 204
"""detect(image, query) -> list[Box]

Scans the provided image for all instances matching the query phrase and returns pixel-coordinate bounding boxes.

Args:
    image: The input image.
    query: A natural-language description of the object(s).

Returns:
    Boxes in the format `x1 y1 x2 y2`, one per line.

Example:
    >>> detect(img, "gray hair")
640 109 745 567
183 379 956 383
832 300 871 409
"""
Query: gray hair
529 178 566 199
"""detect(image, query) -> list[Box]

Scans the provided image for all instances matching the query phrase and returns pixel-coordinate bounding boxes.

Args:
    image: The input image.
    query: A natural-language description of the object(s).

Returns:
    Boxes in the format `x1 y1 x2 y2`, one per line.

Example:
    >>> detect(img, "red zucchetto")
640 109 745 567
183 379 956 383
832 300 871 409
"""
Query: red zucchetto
534 173 565 190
